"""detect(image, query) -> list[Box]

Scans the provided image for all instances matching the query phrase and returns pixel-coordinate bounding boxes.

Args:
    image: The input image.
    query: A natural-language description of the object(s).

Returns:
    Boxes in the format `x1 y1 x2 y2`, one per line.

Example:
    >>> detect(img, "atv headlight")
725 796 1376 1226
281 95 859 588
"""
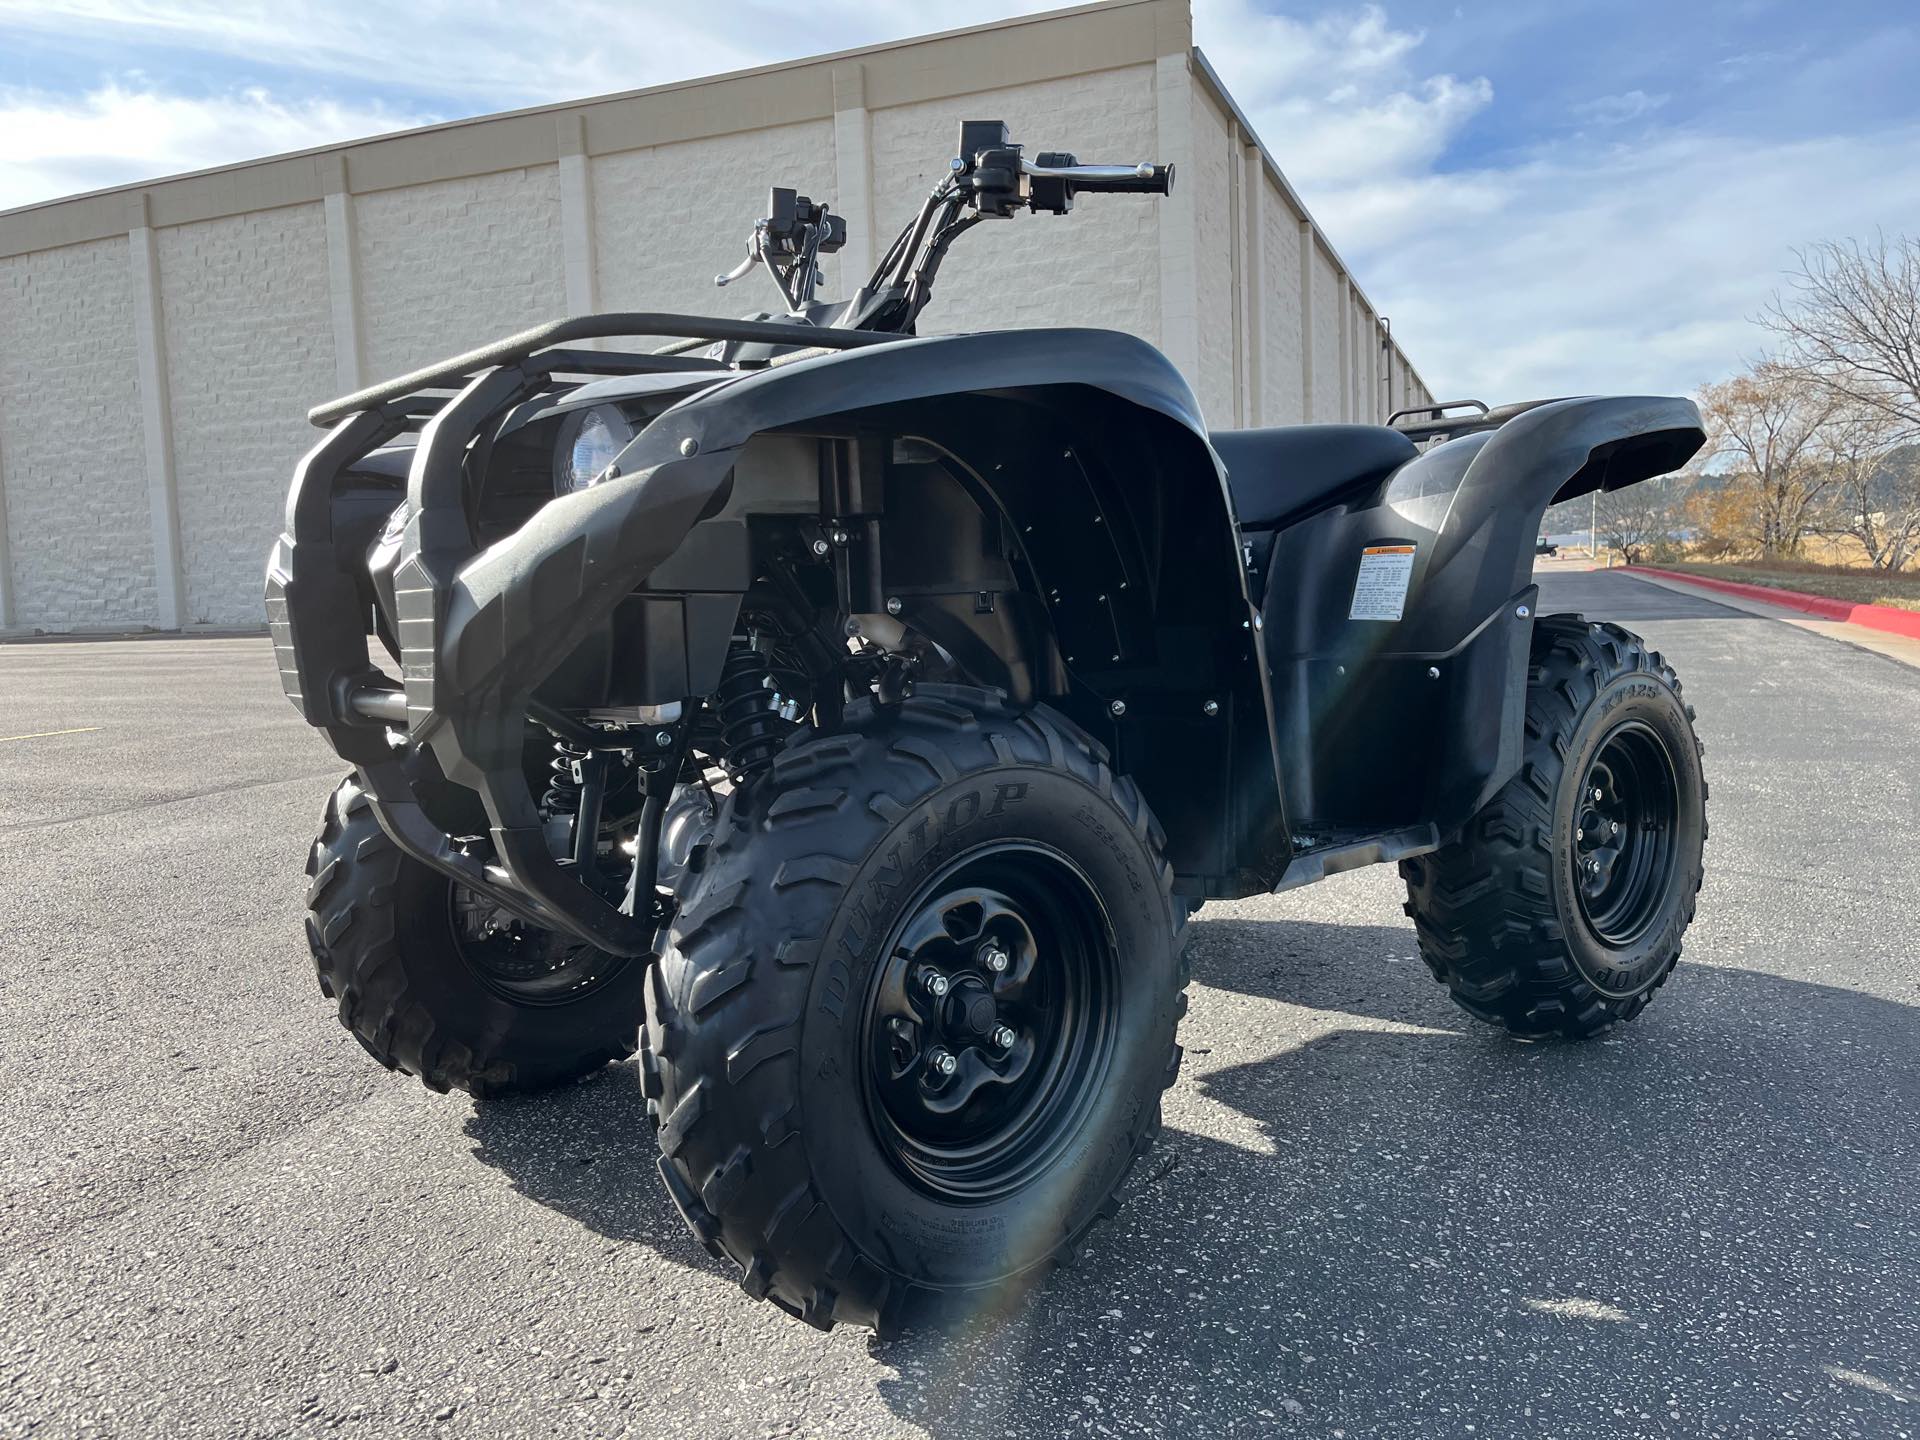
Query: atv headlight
553 405 634 494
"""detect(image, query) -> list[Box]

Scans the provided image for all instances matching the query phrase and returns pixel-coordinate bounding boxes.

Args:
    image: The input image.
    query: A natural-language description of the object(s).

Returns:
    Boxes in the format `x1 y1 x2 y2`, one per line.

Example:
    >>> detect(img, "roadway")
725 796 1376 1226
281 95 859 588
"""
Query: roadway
2 566 1915 1438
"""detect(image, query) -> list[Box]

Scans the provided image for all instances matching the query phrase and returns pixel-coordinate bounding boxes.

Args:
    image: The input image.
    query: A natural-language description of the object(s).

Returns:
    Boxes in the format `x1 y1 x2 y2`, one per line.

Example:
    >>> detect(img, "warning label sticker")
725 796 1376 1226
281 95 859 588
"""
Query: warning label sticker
1348 544 1416 621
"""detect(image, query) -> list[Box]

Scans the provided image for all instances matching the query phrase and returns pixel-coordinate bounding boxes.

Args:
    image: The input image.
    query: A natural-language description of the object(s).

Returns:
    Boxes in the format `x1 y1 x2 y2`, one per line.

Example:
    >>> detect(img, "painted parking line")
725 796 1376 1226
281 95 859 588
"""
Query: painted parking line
0 726 103 744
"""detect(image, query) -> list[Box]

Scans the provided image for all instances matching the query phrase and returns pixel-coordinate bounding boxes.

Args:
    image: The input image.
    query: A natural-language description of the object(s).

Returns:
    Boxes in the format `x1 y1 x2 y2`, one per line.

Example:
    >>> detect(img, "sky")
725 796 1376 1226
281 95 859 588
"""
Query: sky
2 0 1917 402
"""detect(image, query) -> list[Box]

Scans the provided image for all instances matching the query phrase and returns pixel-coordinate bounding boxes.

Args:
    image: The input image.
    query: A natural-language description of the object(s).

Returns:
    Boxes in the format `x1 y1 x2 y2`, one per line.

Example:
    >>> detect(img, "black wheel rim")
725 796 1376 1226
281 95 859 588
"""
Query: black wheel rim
1572 720 1682 950
448 886 628 1005
859 843 1120 1203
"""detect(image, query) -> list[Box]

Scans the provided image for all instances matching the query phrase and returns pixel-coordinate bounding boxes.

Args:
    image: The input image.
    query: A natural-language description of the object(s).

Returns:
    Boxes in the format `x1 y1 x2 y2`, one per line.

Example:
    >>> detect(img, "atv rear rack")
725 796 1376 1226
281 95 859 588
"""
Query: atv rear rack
1389 398 1562 443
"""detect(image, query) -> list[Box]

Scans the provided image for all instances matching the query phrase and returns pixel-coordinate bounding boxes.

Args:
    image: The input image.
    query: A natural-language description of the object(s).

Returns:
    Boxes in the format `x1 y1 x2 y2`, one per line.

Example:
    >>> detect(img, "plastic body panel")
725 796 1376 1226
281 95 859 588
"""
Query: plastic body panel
1212 425 1418 528
269 299 1701 937
1253 396 1704 842
267 320 1294 945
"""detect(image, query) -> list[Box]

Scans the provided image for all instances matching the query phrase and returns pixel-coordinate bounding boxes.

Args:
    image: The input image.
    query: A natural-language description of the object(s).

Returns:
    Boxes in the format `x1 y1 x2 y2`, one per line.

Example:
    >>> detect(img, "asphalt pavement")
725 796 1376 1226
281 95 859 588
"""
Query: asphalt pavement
2 568 1917 1439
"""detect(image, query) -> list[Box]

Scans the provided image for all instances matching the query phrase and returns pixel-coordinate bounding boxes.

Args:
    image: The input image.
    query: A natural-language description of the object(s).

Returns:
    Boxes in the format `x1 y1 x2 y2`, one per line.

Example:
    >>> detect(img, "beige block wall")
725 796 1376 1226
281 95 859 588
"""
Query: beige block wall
593 122 838 325
0 3 1430 632
1186 84 1236 424
158 204 335 627
1259 188 1305 424
356 167 567 380
1308 248 1343 422
868 67 1161 341
0 236 156 629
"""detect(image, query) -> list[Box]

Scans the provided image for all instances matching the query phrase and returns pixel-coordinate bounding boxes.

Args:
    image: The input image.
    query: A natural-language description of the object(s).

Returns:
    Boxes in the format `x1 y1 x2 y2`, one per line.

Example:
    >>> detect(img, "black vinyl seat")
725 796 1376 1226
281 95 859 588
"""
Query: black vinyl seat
1212 424 1419 529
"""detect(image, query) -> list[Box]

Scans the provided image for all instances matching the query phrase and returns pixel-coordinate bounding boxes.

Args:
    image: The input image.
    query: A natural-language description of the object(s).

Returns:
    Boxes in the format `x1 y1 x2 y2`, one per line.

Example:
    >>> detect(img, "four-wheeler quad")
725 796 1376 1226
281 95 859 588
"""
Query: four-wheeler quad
268 121 1709 1334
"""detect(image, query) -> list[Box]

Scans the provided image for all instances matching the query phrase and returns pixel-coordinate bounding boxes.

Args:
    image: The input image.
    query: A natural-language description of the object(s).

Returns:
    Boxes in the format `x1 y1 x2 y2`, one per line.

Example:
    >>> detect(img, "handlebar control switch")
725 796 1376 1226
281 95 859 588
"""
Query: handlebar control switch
763 188 846 256
955 120 1025 219
1029 152 1078 215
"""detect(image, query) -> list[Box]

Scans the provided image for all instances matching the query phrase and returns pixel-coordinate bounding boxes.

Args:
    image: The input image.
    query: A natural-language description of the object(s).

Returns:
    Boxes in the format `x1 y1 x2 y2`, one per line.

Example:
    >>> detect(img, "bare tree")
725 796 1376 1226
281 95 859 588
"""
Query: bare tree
1696 363 1842 556
1763 235 1920 441
1594 473 1691 564
1812 406 1920 570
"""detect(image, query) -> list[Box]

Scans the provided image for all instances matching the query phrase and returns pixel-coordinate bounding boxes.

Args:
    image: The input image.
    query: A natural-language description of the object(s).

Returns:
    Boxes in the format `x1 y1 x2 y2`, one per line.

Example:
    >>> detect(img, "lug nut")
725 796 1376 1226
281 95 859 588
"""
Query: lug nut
991 1025 1016 1049
928 1048 958 1077
924 972 951 999
982 946 1010 974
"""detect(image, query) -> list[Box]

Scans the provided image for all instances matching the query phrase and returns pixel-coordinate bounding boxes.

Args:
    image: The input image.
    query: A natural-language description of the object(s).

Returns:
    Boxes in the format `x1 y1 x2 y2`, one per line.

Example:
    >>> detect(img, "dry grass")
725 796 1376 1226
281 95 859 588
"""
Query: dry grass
1657 559 1920 612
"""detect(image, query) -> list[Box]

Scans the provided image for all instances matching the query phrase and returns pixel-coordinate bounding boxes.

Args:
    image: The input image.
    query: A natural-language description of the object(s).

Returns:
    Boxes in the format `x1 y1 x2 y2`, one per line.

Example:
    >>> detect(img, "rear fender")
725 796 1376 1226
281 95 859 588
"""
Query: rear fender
1258 396 1703 839
1428 395 1705 607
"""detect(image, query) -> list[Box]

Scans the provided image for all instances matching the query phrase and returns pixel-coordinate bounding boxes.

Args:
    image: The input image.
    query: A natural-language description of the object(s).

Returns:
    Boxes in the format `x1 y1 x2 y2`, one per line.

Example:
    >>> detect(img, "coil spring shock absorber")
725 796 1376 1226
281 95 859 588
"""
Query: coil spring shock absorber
543 740 587 814
717 634 787 780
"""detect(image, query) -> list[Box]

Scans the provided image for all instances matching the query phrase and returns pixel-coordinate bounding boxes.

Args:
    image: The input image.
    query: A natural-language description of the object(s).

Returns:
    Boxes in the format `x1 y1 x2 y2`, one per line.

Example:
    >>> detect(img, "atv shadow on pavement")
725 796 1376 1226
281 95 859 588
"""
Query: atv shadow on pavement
465 1065 705 1263
464 912 1920 1439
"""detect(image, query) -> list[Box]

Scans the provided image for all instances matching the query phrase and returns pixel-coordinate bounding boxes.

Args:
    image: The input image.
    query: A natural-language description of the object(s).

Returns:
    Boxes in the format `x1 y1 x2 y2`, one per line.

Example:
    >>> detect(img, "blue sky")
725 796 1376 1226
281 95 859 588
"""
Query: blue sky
3 0 1917 402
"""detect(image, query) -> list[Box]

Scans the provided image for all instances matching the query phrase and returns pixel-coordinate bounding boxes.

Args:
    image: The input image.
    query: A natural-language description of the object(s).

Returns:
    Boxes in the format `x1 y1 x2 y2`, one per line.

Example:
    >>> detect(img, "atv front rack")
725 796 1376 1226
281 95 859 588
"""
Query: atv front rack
273 312 901 955
306 310 893 426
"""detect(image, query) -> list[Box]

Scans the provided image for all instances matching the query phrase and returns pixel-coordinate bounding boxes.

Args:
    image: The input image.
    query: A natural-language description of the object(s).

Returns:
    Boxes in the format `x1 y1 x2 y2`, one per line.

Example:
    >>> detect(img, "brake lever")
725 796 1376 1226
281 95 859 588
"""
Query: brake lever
713 250 758 288
1018 159 1159 182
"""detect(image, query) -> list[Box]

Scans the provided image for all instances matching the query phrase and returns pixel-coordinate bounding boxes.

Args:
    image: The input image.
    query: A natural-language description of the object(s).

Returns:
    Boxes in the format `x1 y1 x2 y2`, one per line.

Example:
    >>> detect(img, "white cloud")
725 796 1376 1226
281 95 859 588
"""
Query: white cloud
4 0 1917 408
1571 89 1668 127
0 83 438 211
1262 73 1492 190
0 1 1063 108
1194 3 1920 402
0 0 1062 209
1343 125 1920 402
1193 0 1489 189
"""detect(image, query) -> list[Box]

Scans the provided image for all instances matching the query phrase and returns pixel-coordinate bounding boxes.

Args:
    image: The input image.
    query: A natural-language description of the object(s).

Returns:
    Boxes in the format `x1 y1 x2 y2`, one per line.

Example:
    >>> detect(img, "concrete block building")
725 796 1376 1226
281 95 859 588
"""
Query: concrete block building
0 0 1431 634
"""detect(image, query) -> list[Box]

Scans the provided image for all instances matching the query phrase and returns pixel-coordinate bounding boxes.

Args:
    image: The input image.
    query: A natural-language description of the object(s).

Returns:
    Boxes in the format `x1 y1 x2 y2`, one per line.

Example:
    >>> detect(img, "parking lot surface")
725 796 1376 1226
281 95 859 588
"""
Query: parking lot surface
3 568 1917 1438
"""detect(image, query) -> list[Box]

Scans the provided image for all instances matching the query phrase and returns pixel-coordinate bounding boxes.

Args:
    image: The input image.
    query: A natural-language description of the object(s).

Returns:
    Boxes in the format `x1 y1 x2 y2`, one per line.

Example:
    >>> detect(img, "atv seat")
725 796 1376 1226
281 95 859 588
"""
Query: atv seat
1212 424 1419 529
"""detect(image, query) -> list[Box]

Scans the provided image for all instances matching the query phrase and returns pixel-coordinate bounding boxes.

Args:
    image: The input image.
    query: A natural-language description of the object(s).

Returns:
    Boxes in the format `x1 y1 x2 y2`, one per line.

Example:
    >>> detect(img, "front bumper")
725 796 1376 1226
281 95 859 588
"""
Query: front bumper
266 312 888 953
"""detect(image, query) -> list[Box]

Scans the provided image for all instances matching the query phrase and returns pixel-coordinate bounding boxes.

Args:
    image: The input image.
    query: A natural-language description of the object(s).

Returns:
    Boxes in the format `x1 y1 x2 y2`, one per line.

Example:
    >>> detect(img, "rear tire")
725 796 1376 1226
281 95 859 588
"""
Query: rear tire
304 775 644 1095
1400 616 1707 1039
642 686 1188 1334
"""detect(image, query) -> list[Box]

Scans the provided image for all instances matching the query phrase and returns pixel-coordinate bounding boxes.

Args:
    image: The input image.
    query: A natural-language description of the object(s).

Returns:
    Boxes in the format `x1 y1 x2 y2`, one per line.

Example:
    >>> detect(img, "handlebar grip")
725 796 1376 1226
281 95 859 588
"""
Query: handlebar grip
1075 164 1175 196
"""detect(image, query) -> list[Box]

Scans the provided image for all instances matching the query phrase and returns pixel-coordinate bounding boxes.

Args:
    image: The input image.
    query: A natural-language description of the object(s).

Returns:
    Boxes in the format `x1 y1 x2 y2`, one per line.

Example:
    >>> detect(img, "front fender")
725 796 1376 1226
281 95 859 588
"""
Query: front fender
444 330 1219 704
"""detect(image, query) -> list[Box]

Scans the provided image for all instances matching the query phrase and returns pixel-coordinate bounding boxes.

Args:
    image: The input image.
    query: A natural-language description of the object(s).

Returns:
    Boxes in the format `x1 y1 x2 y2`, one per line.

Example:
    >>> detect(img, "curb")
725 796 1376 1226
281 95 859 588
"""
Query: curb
1624 566 1920 641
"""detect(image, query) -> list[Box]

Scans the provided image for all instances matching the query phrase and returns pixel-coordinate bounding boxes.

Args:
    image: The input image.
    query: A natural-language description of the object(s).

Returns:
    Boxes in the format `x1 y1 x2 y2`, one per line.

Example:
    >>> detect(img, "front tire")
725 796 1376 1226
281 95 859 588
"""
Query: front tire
304 775 644 1095
1400 616 1707 1038
642 687 1187 1333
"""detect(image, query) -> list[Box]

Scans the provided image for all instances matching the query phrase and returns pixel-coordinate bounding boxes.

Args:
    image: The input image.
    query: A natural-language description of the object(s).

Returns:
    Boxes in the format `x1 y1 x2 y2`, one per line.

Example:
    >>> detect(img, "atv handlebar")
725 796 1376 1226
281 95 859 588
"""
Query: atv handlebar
704 121 1174 343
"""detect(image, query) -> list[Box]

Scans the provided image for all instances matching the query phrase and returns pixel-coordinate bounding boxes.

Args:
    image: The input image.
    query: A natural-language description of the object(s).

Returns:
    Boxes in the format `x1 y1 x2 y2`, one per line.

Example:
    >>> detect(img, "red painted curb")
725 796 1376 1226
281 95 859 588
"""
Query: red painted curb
1625 565 1920 640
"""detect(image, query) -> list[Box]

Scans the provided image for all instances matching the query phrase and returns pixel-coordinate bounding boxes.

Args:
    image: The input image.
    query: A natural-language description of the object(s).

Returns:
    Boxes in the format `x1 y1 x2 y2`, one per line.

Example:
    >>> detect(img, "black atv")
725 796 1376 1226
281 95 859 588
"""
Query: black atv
268 121 1708 1334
